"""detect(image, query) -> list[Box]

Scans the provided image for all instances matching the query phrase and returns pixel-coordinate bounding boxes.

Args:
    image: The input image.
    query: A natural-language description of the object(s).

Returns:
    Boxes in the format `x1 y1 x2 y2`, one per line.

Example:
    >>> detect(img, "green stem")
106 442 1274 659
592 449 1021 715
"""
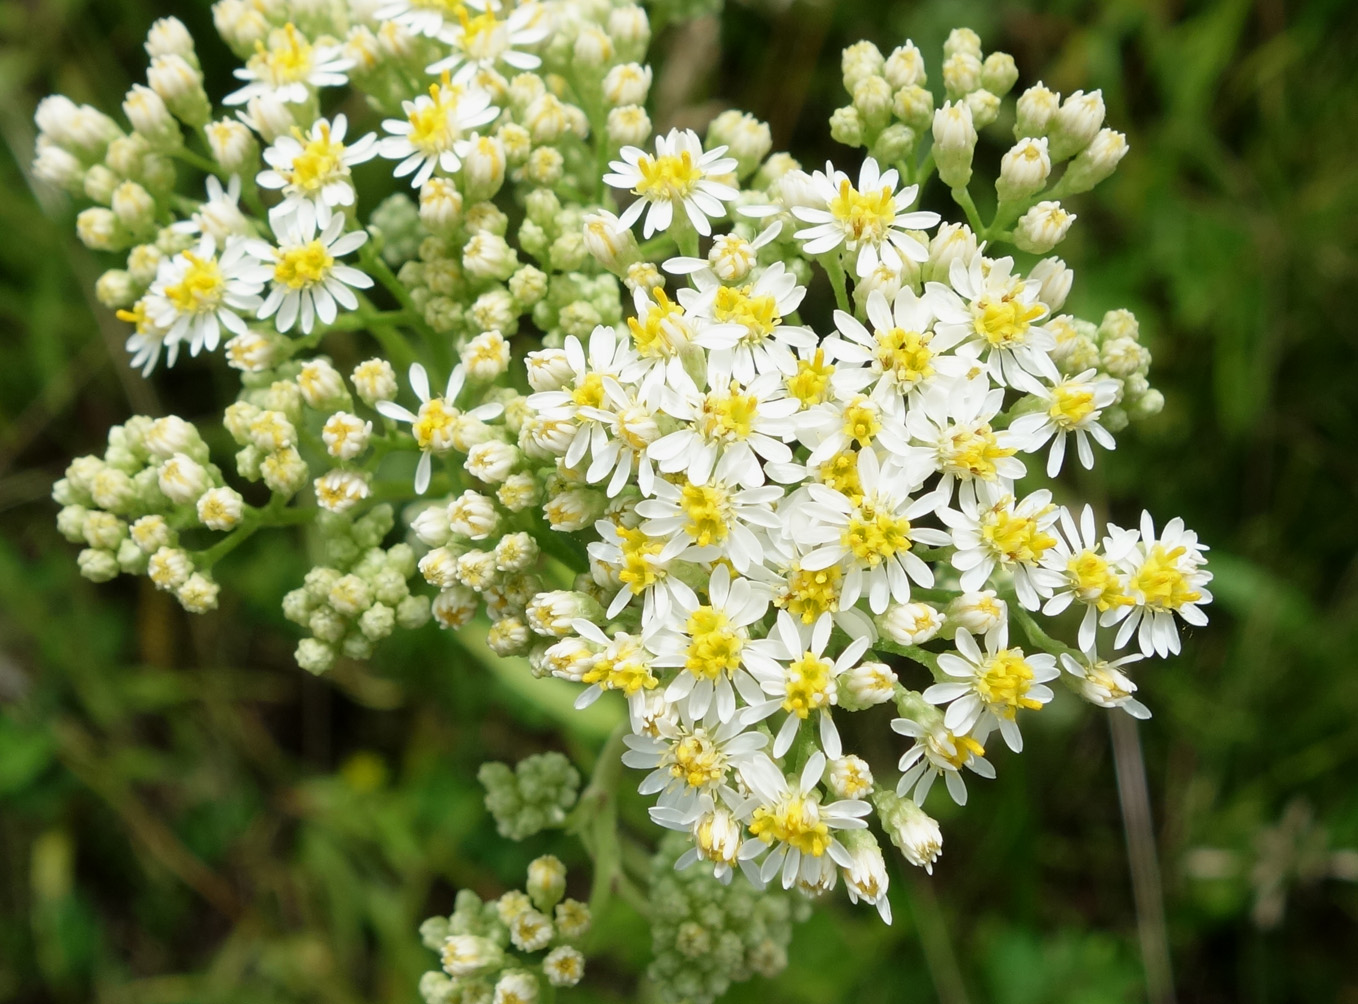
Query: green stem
951 186 985 235
195 498 314 569
1009 596 1078 659
821 252 851 314
359 243 440 347
169 146 222 177
875 638 943 675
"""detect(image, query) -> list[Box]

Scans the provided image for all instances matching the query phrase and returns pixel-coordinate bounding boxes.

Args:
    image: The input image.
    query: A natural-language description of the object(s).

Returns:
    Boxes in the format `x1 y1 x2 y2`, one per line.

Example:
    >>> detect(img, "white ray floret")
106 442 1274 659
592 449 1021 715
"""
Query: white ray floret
605 128 740 239
244 212 372 335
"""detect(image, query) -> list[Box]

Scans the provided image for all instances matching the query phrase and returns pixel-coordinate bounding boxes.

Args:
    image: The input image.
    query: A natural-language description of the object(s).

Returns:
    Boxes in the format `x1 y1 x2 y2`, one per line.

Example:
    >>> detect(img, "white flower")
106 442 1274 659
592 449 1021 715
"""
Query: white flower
1060 647 1150 718
246 212 372 334
680 262 817 383
1008 369 1119 475
797 449 950 614
892 716 995 805
744 610 871 759
1102 511 1212 657
622 707 768 817
1040 505 1138 650
427 2 550 80
738 751 870 890
376 363 503 493
792 156 940 278
224 23 353 107
840 834 892 922
258 114 378 229
633 464 783 574
904 375 1026 506
142 235 263 358
924 624 1059 752
649 563 771 722
171 175 250 243
604 128 739 238
379 75 499 188
587 516 697 624
940 484 1064 610
375 0 484 39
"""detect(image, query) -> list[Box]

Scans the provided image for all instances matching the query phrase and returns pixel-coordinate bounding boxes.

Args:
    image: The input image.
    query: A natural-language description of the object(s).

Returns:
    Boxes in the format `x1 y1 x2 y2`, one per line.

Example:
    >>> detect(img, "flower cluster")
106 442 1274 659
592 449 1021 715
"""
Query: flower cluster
38 0 1211 968
479 752 582 841
418 855 590 1004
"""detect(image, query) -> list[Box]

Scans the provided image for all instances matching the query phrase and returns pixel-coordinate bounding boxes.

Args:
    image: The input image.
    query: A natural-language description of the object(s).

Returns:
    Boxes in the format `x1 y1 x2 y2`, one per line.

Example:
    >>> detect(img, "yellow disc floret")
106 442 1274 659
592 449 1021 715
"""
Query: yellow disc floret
668 731 727 788
779 564 842 623
699 382 759 442
1049 382 1097 428
841 397 881 448
941 423 1015 481
274 240 334 289
844 498 912 567
679 481 730 547
633 151 703 202
827 178 896 244
783 651 834 718
164 252 225 315
287 122 345 193
617 525 665 594
1067 549 1132 611
975 649 1043 718
980 502 1057 566
412 398 458 453
875 326 934 387
750 794 831 857
713 285 781 343
786 348 834 407
626 288 686 358
972 295 1046 348
1130 544 1203 612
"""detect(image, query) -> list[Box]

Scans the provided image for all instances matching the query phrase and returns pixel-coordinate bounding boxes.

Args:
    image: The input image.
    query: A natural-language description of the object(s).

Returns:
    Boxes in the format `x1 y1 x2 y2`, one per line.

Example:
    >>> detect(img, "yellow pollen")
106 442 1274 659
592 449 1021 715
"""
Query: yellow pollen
841 398 881 447
683 607 743 680
1049 382 1097 427
273 239 334 289
976 649 1043 718
164 252 225 314
1068 550 1132 611
253 24 313 84
929 729 985 768
787 348 834 406
1131 544 1203 611
844 499 912 567
287 122 344 193
581 638 656 695
407 75 460 153
456 6 500 44
633 151 703 202
973 295 1046 348
750 795 831 857
876 327 934 386
679 481 729 547
626 288 685 358
827 178 896 243
571 372 606 409
669 732 726 788
699 382 759 441
943 423 1015 480
817 450 863 504
980 501 1057 566
713 285 780 343
783 651 834 718
617 526 665 594
779 564 842 623
412 398 457 452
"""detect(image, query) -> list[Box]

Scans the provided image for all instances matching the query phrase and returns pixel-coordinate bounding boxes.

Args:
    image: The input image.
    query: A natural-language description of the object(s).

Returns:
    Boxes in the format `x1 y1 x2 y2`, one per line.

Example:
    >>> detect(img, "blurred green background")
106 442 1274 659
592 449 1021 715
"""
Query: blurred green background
2 0 1357 1001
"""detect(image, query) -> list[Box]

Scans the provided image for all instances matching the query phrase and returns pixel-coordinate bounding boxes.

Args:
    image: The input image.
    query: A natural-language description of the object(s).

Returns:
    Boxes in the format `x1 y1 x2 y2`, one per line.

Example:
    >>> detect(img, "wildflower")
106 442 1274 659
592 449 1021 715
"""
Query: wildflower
427 3 551 80
225 24 353 106
140 236 263 359
377 363 504 493
379 74 499 187
1103 511 1212 657
605 128 739 238
246 212 372 334
258 114 378 228
1060 647 1150 718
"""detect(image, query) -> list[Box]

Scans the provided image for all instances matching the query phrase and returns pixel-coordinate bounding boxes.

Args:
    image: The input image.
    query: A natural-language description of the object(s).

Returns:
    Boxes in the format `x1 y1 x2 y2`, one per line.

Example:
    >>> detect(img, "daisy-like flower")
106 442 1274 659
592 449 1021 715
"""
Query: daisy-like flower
759 527 878 641
577 372 665 497
246 212 372 334
940 484 1064 610
744 610 872 759
526 324 638 473
634 460 784 574
796 386 913 468
224 23 354 106
621 707 768 817
171 175 251 243
587 516 697 623
1103 511 1212 657
620 285 695 385
257 115 378 229
791 156 940 278
375 0 484 39
826 288 969 409
737 751 871 890
1041 505 1138 650
427 2 550 80
797 449 950 615
570 620 659 710
930 255 1059 393
646 359 799 488
141 235 263 358
1009 369 1120 476
924 624 1059 753
376 363 503 493
115 299 176 375
680 262 817 383
892 715 996 806
658 792 747 882
904 375 1027 507
1060 647 1150 719
604 128 739 238
649 564 771 722
379 74 499 188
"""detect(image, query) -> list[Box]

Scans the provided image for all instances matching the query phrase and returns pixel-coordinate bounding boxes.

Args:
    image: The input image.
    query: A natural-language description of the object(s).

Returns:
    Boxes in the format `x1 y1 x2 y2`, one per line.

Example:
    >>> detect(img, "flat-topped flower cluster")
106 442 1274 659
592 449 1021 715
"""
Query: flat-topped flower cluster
37 0 1210 977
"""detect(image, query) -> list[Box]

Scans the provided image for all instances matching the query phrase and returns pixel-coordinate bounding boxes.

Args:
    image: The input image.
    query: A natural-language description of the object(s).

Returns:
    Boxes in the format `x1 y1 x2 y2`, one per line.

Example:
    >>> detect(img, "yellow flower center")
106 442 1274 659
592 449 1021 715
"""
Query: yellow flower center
827 178 896 244
786 348 834 407
571 372 606 409
412 398 457 452
941 423 1014 481
713 285 780 344
817 450 863 505
779 564 842 624
407 76 460 154
626 288 685 358
683 606 743 680
581 637 656 695
273 239 334 289
844 498 912 567
679 481 729 547
1067 550 1132 611
699 382 759 441
875 327 934 386
253 24 314 85
634 151 703 202
841 397 881 448
783 651 834 718
287 122 345 193
164 252 224 315
617 525 665 594
1130 543 1203 611
927 729 986 768
980 502 1057 566
1049 382 1097 427
669 732 727 788
750 794 831 857
972 295 1046 348
976 649 1043 718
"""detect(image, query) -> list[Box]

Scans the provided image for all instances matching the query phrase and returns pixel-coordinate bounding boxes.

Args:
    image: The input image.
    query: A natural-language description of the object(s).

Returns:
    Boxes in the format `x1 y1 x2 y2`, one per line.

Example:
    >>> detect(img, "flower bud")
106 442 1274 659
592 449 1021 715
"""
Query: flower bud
197 486 244 530
352 358 397 405
148 546 193 591
147 54 210 127
314 470 370 513
603 63 651 107
943 27 982 59
95 269 137 309
76 208 123 252
829 105 865 148
876 789 943 873
942 52 982 99
707 110 771 179
964 89 1000 130
543 946 586 988
123 85 179 147
981 52 1018 96
1047 89 1106 161
527 854 568 911
419 177 463 235
879 601 943 646
839 660 898 710
827 754 875 800
205 118 258 175
240 93 295 143
606 104 652 147
1015 82 1060 139
1061 128 1129 194
462 135 507 201
582 211 640 274
884 42 926 89
608 5 650 60
298 359 347 411
852 76 893 128
321 412 371 461
1014 201 1076 254
78 548 119 583
871 123 916 166
525 590 602 638
448 491 500 540
996 137 1051 203
841 40 885 91
145 16 195 61
32 142 84 191
158 453 209 504
261 446 309 497
467 441 521 484
441 934 504 978
1029 257 1073 312
946 590 1006 635
931 101 977 189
